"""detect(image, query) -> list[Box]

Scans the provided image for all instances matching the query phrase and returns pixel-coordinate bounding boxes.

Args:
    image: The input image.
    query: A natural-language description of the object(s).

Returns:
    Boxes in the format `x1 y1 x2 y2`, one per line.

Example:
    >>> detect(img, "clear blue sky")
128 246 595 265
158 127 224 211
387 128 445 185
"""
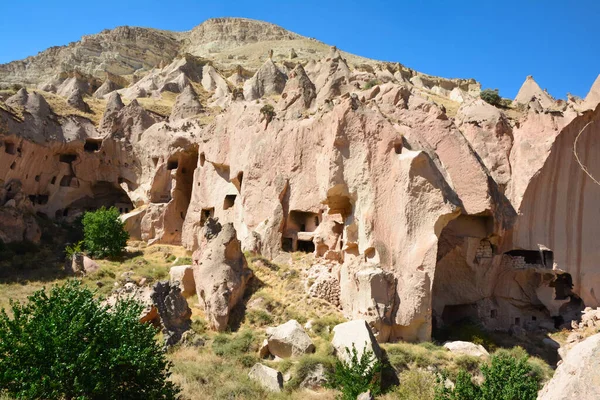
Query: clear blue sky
0 0 598 99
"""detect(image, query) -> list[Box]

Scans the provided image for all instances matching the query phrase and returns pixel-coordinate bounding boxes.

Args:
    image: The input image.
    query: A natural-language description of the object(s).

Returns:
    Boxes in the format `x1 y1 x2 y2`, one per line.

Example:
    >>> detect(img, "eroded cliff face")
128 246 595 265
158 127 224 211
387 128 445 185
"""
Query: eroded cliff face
1 17 599 341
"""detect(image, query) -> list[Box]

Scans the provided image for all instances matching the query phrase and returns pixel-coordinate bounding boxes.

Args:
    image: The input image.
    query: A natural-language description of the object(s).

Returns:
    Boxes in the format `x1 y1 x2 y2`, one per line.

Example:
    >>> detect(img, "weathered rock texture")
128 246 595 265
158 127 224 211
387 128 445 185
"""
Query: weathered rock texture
192 221 252 331
538 333 600 400
265 319 315 358
1 17 599 345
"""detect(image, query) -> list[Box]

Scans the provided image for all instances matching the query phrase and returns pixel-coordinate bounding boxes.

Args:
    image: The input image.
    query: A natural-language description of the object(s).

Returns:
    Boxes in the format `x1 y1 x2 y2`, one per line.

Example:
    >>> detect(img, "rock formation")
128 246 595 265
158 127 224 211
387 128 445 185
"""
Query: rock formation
170 85 203 121
538 333 600 400
192 221 252 331
264 319 315 358
1 17 600 347
150 281 192 346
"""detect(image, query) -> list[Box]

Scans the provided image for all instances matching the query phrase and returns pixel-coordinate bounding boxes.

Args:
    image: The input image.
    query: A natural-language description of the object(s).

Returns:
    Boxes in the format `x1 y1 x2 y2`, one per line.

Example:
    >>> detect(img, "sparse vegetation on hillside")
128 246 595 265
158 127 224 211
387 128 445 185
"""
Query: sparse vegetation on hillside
480 88 502 107
0 281 179 399
82 206 129 258
363 79 380 90
326 345 382 399
260 104 276 129
434 353 540 400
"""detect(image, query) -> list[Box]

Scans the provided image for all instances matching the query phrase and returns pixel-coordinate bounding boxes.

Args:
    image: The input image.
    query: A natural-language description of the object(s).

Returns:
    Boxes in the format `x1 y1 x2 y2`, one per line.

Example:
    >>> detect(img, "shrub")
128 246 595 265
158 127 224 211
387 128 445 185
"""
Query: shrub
64 240 83 259
435 353 539 400
82 206 129 258
0 281 179 399
212 329 256 359
326 344 382 400
480 89 502 107
363 79 380 90
390 369 437 400
259 104 276 129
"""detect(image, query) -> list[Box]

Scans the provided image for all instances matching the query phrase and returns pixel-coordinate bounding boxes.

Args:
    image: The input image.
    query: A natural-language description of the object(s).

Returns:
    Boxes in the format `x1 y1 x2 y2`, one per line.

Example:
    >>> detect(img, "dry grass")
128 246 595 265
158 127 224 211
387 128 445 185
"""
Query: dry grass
32 89 107 124
131 91 177 117
421 90 461 118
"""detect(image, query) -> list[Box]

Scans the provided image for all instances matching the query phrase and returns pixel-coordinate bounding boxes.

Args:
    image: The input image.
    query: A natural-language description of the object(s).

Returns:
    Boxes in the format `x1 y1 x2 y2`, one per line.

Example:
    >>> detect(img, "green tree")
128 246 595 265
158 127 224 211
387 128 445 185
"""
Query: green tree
82 206 129 258
480 89 502 107
435 353 539 400
326 344 382 400
0 281 179 399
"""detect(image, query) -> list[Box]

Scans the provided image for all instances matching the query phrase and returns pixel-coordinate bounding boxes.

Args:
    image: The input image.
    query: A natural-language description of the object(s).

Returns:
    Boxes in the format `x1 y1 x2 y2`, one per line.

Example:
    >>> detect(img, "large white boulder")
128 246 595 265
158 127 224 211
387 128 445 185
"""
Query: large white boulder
266 319 315 358
443 341 489 358
248 363 283 392
331 320 382 364
538 333 600 400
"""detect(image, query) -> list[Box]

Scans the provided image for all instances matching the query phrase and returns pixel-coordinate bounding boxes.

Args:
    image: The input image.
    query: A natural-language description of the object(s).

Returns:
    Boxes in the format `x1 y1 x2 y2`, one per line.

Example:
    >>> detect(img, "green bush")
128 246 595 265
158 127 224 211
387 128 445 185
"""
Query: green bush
82 206 129 258
363 79 380 90
435 353 539 400
391 369 437 400
212 329 256 359
0 281 179 399
326 344 382 400
480 89 502 107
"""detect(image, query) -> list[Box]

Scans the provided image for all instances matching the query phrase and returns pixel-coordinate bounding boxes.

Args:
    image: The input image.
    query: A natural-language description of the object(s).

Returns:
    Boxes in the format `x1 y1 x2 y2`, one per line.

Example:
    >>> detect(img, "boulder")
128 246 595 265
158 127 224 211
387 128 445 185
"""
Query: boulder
538 333 600 400
248 363 283 392
443 341 489 358
150 281 192 347
331 320 382 364
299 363 327 389
169 265 196 298
193 221 252 331
265 319 315 358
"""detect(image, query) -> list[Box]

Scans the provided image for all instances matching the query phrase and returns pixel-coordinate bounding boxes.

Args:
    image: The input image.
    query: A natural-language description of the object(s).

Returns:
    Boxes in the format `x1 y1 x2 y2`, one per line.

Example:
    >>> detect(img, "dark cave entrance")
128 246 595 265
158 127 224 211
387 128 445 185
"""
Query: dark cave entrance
60 181 133 219
297 239 316 253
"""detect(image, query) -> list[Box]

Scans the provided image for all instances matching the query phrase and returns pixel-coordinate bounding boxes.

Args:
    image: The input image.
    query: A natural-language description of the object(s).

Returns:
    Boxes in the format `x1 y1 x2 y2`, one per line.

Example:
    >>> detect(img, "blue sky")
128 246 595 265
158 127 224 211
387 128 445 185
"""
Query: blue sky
0 0 598 99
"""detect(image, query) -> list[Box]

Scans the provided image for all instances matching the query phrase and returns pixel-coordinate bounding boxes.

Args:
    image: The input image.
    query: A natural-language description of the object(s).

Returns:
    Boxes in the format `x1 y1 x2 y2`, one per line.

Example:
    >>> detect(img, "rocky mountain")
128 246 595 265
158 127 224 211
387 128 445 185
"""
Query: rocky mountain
1 16 600 349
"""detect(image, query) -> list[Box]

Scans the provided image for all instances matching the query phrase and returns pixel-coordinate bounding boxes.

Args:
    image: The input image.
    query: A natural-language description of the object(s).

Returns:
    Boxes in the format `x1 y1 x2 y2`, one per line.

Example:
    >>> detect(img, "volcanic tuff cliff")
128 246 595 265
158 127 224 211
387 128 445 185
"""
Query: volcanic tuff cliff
1 17 600 342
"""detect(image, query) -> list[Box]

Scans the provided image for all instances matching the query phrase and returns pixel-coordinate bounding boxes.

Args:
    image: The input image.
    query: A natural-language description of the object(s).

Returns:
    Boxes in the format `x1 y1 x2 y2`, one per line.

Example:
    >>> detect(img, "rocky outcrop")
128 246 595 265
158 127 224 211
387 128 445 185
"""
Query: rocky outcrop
264 320 315 358
243 58 287 100
538 333 600 400
170 85 203 121
514 75 554 109
67 89 90 112
4 16 600 347
192 221 252 331
169 265 196 297
279 64 316 112
248 363 283 392
150 281 192 347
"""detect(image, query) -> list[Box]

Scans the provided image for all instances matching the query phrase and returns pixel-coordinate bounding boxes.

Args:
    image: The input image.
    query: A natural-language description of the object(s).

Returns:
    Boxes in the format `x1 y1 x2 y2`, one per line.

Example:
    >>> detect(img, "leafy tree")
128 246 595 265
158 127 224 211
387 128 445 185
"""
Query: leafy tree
82 206 129 258
259 104 276 129
435 353 538 400
480 89 502 107
0 281 179 399
326 344 382 400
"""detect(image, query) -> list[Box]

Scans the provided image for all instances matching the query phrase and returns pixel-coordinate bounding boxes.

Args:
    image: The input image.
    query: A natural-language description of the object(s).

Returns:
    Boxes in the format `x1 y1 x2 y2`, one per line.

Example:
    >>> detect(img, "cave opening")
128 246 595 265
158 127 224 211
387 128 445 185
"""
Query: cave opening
59 154 77 164
65 181 133 217
200 208 214 226
167 159 179 170
223 194 237 210
281 237 293 252
297 239 315 253
83 139 102 152
4 142 16 155
505 249 553 268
